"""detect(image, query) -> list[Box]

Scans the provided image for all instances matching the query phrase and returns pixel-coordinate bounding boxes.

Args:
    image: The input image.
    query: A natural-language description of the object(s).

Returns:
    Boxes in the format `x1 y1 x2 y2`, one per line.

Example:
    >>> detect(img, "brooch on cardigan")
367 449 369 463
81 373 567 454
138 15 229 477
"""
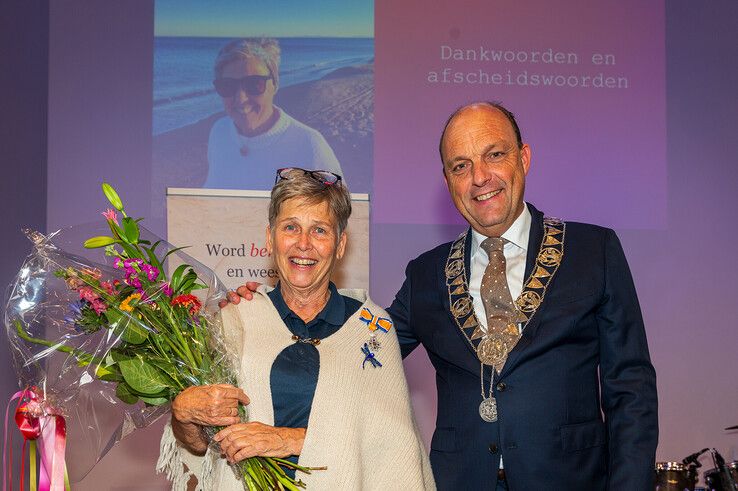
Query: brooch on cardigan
361 343 382 369
359 307 392 368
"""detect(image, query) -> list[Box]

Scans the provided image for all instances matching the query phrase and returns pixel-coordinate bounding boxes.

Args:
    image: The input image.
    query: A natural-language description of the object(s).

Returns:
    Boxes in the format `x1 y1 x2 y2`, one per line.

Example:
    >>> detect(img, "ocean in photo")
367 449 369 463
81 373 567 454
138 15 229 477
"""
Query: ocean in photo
153 36 374 135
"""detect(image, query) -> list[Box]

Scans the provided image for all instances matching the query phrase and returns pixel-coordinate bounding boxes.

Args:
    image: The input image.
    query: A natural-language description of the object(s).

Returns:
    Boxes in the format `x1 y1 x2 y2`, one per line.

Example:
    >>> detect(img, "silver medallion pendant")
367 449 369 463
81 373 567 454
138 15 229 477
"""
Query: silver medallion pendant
479 396 498 422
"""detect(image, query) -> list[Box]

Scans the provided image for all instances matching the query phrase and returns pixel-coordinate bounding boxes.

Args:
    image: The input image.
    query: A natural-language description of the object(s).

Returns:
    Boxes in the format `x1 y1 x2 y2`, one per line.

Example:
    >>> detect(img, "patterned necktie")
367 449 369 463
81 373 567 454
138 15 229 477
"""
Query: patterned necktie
479 237 525 372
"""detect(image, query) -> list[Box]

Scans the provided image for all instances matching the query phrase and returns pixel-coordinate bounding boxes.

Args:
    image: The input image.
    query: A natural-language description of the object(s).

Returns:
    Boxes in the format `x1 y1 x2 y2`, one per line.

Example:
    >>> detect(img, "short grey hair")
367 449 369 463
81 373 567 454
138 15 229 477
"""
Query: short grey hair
214 38 281 87
268 173 352 237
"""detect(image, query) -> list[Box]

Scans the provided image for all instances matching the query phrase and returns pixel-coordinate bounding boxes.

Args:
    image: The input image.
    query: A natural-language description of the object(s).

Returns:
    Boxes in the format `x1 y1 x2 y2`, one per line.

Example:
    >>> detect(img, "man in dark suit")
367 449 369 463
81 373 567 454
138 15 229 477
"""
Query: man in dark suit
387 102 658 490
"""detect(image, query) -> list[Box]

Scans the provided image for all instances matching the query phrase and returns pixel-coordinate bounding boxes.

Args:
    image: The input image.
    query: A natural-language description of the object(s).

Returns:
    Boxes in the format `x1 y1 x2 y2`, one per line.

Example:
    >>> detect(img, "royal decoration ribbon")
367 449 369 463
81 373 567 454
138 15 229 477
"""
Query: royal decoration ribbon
359 308 393 333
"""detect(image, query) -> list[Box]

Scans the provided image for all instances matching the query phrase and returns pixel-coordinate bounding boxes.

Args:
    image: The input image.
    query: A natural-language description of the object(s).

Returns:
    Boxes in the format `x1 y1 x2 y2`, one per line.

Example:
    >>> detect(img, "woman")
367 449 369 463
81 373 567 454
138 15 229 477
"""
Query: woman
203 38 343 190
159 168 434 490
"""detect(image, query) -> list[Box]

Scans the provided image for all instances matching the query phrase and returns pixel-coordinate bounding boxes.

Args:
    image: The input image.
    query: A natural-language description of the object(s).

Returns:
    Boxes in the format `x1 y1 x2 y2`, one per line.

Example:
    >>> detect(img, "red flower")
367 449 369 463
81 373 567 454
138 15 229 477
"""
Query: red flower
170 294 202 315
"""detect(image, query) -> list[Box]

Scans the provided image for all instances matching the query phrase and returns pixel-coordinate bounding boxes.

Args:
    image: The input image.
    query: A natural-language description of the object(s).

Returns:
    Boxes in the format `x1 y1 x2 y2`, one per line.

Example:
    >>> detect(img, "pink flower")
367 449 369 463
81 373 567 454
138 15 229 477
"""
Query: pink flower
102 209 118 225
141 264 159 281
90 298 107 314
100 281 115 294
78 286 99 303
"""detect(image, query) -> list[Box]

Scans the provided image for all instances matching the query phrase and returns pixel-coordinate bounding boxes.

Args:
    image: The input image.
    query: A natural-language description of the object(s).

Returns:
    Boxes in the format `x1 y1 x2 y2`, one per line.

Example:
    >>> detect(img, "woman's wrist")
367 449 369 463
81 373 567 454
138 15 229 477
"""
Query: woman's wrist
281 426 306 456
171 415 208 455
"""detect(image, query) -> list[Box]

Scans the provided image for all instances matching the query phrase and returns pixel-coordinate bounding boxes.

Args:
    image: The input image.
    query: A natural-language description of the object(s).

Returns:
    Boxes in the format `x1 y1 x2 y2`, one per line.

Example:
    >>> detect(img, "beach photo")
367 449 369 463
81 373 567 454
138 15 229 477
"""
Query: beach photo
152 0 374 213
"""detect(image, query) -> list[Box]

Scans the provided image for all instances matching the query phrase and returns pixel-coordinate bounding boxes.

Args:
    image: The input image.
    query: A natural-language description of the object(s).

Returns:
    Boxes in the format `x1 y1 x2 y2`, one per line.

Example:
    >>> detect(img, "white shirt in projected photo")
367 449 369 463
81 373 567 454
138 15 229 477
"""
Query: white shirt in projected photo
204 106 343 191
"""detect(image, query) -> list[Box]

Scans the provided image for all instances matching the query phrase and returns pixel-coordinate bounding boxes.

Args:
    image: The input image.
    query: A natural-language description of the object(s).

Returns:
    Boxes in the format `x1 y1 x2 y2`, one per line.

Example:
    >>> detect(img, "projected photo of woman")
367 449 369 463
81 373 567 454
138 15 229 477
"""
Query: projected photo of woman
204 38 343 190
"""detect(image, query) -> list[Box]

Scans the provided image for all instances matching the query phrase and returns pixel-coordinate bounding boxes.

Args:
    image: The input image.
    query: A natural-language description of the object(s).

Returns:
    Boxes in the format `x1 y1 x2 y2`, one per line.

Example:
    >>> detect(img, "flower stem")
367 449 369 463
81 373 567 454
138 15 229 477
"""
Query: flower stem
14 320 103 366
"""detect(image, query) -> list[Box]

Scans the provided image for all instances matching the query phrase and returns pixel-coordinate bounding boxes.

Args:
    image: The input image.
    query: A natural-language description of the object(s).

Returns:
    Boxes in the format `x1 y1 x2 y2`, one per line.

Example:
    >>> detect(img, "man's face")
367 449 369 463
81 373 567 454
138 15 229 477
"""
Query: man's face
441 105 531 237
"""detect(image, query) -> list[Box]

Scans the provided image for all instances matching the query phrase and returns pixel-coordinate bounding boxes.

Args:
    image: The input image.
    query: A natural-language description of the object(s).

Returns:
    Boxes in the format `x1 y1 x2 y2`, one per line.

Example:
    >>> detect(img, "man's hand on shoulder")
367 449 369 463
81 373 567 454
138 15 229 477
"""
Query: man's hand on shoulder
218 282 262 308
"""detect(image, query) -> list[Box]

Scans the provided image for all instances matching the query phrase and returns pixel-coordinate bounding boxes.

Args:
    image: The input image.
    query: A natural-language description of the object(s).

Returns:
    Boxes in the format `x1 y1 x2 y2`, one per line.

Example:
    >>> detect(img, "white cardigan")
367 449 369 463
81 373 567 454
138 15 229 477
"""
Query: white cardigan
158 287 435 490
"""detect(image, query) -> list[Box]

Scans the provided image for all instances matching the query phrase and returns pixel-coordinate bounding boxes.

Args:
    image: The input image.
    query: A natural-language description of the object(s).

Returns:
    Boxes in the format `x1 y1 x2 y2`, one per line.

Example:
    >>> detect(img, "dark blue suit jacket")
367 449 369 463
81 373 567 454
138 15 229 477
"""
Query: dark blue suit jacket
388 204 658 491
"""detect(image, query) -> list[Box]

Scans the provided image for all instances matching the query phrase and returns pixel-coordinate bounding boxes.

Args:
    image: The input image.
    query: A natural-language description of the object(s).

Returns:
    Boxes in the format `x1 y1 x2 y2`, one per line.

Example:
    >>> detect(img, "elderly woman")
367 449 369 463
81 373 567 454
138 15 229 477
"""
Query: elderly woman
203 38 343 190
159 168 434 490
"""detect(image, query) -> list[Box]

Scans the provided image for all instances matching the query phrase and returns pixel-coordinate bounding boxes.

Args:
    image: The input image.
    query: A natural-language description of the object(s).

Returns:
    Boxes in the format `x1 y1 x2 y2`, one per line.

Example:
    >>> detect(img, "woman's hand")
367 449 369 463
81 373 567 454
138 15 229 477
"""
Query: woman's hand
172 384 250 427
214 422 306 463
218 282 262 308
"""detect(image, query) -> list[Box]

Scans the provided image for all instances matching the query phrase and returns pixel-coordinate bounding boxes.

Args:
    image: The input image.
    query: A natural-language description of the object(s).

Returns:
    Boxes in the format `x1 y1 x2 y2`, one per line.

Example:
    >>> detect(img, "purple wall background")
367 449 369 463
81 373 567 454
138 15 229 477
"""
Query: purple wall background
1 1 737 487
374 0 667 230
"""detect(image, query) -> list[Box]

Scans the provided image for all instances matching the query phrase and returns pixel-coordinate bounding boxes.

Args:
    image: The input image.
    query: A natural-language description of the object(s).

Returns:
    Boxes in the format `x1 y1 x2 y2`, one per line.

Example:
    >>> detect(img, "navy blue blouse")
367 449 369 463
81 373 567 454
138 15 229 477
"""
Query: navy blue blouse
267 282 361 474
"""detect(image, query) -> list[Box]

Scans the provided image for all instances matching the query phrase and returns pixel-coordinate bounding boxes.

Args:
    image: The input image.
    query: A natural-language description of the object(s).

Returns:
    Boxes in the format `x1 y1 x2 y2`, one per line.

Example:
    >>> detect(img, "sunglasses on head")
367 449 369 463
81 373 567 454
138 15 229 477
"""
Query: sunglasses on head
275 167 342 186
213 75 272 97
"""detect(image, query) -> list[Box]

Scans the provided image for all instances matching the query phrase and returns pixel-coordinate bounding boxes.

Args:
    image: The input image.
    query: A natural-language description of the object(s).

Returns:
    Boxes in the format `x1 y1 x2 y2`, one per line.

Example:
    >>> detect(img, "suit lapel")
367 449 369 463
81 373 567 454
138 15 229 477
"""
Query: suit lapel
523 204 544 282
500 204 547 378
439 230 481 368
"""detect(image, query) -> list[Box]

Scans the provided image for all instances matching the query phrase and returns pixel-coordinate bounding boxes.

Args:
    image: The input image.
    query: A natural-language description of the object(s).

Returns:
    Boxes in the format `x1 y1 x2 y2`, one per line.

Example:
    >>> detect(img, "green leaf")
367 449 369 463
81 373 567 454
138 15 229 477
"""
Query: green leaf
170 264 190 292
139 395 169 406
84 236 116 248
109 221 125 241
178 276 197 294
104 307 123 325
113 352 174 395
117 241 141 259
162 246 190 262
149 359 183 386
115 382 139 404
96 364 123 382
122 217 140 244
102 182 124 211
112 316 149 345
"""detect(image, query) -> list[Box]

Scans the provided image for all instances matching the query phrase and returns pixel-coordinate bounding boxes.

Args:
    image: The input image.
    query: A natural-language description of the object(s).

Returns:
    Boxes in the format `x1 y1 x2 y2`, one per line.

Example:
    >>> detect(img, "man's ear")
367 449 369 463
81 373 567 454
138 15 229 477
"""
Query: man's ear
520 144 531 175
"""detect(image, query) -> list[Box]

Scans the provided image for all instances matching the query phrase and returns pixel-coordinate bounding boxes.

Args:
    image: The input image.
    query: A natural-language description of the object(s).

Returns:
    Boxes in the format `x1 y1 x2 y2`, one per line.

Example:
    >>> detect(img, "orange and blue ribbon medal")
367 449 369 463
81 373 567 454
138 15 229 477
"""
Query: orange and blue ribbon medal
359 308 392 368
359 308 393 333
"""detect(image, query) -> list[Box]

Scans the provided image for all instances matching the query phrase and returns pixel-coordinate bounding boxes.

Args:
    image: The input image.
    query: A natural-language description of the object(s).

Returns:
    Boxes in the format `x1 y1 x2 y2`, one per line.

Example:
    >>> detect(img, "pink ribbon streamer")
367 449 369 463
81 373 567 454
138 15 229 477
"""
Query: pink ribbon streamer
3 389 66 491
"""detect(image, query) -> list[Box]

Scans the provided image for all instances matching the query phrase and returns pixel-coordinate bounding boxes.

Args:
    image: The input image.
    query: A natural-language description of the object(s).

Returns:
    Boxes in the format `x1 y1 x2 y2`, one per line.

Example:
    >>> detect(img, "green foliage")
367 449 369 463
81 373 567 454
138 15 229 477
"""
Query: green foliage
76 304 105 334
84 236 116 249
121 217 140 244
102 182 124 211
115 382 139 405
108 311 149 345
112 351 174 396
95 363 122 382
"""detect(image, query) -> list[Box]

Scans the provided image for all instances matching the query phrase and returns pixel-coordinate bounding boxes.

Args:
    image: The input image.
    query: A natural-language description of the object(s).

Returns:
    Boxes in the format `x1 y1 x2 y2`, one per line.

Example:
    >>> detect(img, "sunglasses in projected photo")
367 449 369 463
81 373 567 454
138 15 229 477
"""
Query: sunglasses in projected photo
213 75 272 97
275 167 343 186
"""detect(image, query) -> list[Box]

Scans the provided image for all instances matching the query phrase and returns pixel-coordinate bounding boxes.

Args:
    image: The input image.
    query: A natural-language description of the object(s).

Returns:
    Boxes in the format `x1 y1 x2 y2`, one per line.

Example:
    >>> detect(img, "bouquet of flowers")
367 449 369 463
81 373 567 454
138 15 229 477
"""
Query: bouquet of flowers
4 184 314 490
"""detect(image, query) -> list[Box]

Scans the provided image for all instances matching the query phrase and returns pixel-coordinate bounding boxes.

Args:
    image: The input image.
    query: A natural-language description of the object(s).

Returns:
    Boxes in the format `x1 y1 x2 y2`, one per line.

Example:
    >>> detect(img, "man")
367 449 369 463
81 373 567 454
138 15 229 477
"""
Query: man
386 102 657 490
232 102 658 490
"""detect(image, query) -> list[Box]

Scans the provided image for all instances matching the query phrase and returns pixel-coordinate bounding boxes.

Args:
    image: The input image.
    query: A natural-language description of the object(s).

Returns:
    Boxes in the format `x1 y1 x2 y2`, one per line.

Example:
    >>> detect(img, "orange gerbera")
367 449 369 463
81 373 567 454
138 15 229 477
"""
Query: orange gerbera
119 293 141 312
170 294 202 315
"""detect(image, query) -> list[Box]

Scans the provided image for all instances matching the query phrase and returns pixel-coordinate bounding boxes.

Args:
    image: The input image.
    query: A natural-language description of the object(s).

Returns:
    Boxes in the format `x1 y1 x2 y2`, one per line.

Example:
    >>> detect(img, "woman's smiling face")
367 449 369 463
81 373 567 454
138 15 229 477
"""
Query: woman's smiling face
266 197 346 296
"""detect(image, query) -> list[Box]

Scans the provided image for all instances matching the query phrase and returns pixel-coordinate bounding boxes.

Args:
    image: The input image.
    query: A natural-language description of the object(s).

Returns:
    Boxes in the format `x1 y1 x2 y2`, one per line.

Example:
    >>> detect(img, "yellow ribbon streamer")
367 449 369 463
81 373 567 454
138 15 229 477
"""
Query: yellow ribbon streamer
29 440 37 491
